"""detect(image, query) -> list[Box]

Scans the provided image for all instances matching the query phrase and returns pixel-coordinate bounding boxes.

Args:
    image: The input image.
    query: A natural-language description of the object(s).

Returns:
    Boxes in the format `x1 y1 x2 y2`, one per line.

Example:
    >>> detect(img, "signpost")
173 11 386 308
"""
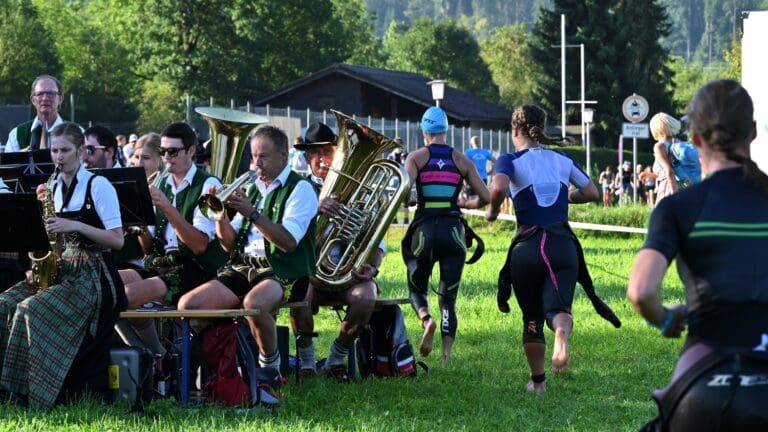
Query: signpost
621 94 649 204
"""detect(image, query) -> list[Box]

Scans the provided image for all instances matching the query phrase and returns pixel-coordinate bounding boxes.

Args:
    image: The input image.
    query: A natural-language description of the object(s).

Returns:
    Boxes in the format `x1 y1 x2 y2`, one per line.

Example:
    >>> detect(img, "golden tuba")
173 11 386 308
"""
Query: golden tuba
194 107 267 185
314 110 410 291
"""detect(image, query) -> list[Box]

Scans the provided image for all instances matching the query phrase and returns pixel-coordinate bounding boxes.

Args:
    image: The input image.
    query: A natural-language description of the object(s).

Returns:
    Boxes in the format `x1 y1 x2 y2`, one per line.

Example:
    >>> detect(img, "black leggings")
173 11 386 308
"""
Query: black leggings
406 217 466 338
508 230 577 344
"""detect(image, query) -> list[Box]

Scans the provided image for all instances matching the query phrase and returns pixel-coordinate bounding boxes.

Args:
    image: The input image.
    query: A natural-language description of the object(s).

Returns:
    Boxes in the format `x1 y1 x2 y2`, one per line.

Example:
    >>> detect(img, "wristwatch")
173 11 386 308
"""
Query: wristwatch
249 209 261 223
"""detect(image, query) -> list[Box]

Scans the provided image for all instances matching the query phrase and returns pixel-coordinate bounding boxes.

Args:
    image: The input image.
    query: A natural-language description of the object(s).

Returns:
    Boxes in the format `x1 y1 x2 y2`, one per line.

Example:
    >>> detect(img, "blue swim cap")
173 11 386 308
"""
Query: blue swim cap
420 106 448 134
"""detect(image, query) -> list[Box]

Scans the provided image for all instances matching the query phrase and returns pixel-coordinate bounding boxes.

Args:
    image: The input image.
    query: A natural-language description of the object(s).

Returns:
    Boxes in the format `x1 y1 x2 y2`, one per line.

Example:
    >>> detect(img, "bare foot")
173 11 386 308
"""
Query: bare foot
526 380 546 395
552 328 569 374
419 318 436 357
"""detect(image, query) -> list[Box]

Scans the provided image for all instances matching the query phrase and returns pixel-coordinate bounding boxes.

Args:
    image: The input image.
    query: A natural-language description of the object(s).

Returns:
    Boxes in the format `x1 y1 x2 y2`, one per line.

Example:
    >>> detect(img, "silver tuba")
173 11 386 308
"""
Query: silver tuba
314 110 410 291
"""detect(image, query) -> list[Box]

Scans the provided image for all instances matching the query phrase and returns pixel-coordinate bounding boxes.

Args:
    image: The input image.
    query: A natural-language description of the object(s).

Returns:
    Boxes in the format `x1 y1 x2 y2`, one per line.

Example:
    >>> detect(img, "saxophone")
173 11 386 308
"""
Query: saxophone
28 165 61 290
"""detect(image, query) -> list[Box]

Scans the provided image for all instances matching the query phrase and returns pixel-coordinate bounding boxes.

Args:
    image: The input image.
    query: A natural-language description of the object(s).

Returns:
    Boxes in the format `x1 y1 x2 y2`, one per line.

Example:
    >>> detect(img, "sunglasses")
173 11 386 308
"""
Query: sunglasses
159 147 187 157
84 145 106 155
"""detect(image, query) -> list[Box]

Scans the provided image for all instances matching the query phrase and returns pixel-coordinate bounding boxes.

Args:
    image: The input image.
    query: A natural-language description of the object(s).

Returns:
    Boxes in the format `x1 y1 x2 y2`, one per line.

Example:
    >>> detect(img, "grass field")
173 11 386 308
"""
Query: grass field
0 214 687 432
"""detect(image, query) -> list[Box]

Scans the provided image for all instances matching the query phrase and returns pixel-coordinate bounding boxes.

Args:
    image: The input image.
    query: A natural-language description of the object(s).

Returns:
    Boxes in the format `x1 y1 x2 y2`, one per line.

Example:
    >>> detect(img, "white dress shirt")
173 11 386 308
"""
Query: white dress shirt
230 165 318 257
54 164 122 230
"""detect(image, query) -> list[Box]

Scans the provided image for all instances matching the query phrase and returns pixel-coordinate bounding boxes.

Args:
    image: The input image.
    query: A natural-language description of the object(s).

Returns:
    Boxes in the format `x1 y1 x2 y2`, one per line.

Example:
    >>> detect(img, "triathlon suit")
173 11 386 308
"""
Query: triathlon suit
404 144 465 338
642 167 768 430
496 147 590 344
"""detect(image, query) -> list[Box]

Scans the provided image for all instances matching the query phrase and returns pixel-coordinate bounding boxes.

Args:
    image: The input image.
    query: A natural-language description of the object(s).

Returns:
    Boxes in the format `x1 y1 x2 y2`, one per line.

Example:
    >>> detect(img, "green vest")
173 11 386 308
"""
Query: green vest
156 168 228 273
243 171 316 279
14 120 35 150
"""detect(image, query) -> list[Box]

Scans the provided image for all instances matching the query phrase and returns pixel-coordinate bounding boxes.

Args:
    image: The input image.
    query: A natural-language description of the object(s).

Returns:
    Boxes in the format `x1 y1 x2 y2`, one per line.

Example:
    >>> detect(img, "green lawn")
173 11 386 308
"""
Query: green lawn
0 220 686 432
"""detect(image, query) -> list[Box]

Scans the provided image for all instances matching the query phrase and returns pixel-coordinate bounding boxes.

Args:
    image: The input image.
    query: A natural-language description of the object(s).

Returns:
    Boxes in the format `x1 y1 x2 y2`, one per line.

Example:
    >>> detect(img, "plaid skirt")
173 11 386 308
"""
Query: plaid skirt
0 244 121 410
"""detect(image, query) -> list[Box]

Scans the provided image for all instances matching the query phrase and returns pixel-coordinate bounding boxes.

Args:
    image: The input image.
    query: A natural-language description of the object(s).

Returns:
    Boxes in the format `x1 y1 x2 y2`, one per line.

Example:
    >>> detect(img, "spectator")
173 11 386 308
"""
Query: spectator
387 138 410 224
464 135 496 192
291 136 308 174
598 166 615 207
615 161 634 205
638 166 658 208
651 113 681 205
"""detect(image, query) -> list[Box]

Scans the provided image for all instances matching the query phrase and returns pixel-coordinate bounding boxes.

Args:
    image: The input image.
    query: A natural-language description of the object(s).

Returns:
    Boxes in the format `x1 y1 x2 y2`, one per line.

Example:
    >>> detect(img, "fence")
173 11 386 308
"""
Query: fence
186 101 512 156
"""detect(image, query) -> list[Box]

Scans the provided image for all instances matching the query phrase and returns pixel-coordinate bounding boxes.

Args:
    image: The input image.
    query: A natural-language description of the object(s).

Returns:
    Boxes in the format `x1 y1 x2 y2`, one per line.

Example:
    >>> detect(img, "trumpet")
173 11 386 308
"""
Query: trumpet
149 167 169 188
198 170 258 219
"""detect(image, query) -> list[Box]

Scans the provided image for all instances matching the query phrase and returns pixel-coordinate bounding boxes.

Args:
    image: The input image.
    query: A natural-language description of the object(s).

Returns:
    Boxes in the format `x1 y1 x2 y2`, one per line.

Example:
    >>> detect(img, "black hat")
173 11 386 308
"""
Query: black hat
295 122 336 150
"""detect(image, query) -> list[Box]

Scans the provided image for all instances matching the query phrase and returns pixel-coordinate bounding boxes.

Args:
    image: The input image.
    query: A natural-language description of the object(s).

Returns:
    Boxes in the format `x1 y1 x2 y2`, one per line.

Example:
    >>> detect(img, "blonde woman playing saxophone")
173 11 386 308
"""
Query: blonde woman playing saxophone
0 122 125 409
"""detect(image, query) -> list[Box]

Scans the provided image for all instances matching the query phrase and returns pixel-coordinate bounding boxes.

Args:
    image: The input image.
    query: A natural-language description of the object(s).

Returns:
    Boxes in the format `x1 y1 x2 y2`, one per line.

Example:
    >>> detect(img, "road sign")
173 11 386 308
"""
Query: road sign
622 122 649 139
622 94 649 123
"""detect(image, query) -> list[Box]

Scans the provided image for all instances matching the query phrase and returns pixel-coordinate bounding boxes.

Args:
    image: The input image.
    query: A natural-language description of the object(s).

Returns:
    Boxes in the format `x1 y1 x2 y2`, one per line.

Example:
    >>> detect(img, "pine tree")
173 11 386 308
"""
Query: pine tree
528 0 675 145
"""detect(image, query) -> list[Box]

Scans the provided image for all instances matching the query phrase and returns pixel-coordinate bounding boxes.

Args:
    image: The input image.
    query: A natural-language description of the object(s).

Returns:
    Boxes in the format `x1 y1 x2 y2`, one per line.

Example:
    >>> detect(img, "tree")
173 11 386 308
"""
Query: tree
528 0 675 146
384 19 499 102
0 0 61 104
33 0 137 123
481 24 539 108
331 0 388 67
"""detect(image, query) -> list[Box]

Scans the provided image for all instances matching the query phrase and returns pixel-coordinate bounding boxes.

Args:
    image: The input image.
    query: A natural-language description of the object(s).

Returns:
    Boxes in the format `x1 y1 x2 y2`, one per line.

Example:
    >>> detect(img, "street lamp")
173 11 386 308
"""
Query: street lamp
583 108 595 178
427 80 447 107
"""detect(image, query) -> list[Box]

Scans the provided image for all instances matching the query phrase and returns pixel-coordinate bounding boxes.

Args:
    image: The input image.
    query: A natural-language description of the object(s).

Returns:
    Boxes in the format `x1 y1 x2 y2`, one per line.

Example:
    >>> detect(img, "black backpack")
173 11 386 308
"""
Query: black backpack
356 305 427 378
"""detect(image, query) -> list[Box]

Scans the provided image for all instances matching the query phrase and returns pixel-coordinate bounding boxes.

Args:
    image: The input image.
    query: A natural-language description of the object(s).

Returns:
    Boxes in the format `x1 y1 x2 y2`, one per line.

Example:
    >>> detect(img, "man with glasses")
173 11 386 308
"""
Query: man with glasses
4 75 70 152
83 125 121 169
178 125 318 406
118 122 228 357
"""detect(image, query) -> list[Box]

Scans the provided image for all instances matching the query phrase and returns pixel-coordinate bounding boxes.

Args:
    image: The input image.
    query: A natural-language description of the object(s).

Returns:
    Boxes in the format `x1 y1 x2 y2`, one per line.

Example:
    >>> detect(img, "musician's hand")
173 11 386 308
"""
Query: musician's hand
351 264 378 283
486 207 500 222
46 216 81 234
149 186 172 212
225 190 255 219
662 304 688 338
319 197 340 217
207 185 218 195
36 183 48 200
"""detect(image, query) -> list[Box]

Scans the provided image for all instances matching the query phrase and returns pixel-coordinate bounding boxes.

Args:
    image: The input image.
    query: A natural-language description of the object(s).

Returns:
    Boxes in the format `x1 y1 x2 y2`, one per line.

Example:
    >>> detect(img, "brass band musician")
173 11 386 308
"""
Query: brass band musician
0 123 125 409
118 122 228 356
178 125 318 407
4 75 66 152
289 122 384 381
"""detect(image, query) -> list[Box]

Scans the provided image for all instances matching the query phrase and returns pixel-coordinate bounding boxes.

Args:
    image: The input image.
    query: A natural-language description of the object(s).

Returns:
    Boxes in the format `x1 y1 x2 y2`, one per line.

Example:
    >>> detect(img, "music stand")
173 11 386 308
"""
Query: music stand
89 167 155 227
0 166 25 193
0 194 50 252
0 150 52 174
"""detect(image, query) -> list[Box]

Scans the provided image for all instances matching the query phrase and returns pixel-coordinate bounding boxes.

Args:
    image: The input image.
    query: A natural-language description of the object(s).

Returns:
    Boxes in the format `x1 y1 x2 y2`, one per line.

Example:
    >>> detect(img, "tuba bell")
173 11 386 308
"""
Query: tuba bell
194 107 267 185
314 110 410 291
194 107 267 217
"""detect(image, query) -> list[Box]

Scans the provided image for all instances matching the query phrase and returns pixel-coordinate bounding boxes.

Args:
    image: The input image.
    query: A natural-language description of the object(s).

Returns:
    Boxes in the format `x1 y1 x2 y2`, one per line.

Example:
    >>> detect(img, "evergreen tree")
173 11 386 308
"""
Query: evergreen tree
528 0 674 145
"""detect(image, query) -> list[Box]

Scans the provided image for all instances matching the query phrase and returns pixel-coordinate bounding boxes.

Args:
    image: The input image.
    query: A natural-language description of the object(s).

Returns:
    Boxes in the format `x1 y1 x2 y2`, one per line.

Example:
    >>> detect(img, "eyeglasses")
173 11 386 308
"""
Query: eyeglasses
84 145 106 155
159 147 186 157
32 91 60 99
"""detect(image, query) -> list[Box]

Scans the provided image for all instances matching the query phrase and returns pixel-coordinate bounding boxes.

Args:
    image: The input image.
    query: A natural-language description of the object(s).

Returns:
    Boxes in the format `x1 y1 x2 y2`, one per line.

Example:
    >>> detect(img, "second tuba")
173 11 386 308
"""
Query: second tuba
314 110 410 291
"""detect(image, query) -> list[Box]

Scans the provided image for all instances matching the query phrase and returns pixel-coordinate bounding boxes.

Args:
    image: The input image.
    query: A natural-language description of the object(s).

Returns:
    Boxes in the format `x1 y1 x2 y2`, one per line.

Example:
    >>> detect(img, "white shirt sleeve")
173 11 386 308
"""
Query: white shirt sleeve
281 180 319 244
191 176 223 240
91 176 123 230
4 128 20 153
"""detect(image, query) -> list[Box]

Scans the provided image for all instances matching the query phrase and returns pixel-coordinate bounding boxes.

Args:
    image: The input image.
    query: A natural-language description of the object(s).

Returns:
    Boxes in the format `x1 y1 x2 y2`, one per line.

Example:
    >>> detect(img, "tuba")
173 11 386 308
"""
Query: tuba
194 107 267 185
314 110 410 291
195 107 267 217
28 165 61 290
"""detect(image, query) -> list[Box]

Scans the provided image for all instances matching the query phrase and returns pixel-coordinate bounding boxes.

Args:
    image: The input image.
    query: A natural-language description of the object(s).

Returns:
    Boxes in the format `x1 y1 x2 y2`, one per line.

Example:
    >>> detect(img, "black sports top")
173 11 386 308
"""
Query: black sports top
643 167 768 349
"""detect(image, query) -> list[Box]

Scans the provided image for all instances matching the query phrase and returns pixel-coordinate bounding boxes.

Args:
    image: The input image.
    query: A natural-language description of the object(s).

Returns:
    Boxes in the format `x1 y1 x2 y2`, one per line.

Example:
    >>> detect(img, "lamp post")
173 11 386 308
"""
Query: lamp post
427 80 447 107
583 108 595 179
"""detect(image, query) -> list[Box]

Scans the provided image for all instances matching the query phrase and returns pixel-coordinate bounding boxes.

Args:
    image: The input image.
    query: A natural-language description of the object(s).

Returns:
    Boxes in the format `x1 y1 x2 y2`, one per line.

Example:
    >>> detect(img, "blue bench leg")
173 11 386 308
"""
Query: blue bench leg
180 318 190 404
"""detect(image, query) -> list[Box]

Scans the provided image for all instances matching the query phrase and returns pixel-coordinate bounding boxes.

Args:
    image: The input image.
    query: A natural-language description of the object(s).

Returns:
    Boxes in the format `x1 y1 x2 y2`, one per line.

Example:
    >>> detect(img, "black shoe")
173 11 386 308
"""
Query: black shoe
325 364 350 383
298 368 317 381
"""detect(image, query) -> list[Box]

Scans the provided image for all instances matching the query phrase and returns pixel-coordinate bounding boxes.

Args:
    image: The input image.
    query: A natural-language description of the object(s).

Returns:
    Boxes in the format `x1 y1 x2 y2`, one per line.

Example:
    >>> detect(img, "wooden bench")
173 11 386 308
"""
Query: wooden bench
119 302 307 404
